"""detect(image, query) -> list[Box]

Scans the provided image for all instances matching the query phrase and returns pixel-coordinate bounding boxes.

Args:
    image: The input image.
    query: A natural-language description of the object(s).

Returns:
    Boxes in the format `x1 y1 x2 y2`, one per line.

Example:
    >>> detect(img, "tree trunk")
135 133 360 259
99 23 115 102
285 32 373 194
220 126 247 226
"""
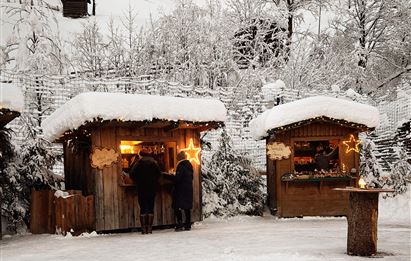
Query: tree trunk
92 0 96 16
347 192 379 256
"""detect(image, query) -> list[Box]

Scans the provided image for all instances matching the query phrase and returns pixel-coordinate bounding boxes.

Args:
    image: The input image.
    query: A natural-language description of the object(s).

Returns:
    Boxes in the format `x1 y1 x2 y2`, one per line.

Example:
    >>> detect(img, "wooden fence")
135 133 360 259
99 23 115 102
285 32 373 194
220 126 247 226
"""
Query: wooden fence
31 189 95 235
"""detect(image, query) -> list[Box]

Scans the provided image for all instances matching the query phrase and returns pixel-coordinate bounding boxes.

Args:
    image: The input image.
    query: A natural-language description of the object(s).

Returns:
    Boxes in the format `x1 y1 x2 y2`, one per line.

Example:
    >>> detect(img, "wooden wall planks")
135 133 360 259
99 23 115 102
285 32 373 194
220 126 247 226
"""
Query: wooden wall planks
64 125 204 231
267 122 360 217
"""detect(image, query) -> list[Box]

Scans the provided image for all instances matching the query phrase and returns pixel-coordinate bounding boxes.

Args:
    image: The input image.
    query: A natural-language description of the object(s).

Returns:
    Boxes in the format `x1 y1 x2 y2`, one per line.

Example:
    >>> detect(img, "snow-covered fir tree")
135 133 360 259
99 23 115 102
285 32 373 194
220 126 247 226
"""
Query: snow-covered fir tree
1 115 62 232
202 129 266 217
385 145 411 197
0 126 26 232
18 115 61 189
359 134 385 188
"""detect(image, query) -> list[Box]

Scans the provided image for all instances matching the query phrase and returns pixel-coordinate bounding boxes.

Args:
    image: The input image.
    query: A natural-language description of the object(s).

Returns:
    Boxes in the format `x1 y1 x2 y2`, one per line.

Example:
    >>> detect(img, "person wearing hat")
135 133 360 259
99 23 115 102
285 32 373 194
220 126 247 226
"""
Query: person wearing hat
169 151 194 231
130 148 161 234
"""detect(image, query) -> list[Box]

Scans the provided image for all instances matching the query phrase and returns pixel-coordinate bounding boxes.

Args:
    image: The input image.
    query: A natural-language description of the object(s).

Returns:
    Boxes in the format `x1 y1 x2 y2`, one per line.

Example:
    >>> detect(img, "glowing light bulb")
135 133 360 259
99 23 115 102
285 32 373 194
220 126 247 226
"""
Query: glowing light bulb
358 178 366 189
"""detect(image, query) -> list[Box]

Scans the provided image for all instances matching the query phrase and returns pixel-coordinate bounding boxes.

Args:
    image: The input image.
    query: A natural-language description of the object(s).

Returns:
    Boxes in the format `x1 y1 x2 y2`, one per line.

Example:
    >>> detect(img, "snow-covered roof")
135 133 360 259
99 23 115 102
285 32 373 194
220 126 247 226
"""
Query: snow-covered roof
250 96 379 140
42 92 227 141
0 82 24 112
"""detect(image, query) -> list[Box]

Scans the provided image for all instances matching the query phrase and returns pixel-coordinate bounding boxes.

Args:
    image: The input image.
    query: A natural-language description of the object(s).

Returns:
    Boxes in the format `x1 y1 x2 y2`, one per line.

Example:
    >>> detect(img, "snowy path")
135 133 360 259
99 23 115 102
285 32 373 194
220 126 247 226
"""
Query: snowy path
1 215 410 261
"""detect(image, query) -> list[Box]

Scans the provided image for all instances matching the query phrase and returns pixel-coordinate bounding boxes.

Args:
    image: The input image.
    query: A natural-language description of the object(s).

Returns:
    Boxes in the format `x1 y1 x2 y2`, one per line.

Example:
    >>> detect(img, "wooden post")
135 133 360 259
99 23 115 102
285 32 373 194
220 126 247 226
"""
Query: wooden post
347 192 379 256
0 195 2 240
334 187 394 257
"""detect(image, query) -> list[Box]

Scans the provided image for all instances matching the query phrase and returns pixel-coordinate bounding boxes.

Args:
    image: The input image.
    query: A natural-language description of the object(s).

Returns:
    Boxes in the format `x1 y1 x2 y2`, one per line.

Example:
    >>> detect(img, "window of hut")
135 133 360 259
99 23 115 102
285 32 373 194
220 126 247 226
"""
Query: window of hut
120 140 177 173
293 140 339 174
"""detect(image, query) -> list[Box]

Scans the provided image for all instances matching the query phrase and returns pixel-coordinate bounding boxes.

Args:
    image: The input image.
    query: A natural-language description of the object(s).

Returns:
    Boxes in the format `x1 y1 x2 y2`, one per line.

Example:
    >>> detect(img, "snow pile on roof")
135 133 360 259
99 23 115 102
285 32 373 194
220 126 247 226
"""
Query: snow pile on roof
0 82 24 112
250 96 379 140
42 92 227 141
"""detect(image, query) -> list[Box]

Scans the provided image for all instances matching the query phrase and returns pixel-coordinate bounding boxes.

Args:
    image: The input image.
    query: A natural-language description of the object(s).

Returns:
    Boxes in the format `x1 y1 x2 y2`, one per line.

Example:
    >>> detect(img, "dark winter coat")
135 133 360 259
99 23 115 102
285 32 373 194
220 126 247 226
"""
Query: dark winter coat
130 156 161 198
171 160 193 210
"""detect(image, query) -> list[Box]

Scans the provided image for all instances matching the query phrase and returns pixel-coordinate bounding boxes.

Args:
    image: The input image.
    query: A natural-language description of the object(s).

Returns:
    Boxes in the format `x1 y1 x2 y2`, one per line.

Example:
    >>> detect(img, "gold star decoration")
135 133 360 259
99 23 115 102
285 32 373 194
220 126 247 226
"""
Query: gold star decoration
343 134 361 154
181 138 201 165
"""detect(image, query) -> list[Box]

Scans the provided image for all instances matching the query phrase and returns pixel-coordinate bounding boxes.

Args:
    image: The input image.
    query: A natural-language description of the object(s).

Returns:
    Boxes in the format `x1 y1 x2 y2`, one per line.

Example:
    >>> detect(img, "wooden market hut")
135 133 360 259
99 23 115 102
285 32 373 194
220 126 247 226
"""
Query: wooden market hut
41 92 226 232
61 0 88 18
250 96 379 218
0 83 24 239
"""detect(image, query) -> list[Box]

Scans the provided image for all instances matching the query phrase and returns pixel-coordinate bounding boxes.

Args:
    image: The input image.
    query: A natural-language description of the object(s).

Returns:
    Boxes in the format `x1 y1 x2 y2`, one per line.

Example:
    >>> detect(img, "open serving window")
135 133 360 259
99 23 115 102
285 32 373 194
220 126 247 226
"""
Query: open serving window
120 140 177 185
294 139 340 174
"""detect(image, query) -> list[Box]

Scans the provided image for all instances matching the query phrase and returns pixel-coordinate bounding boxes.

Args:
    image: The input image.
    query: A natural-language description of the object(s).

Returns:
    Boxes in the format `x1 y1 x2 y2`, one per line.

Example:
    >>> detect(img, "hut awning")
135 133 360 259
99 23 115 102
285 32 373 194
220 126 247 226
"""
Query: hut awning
42 92 227 141
250 96 379 140
0 83 24 112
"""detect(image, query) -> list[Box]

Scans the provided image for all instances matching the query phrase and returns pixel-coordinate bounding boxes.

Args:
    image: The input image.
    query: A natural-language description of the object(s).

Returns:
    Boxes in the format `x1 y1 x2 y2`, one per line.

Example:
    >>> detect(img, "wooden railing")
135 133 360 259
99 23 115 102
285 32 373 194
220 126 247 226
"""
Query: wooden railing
31 189 95 235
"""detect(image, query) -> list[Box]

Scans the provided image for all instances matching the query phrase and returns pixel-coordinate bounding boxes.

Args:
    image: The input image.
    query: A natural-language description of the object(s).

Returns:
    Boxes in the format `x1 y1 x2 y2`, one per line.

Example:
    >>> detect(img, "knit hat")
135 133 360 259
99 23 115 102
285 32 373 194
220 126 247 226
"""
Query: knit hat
177 151 187 161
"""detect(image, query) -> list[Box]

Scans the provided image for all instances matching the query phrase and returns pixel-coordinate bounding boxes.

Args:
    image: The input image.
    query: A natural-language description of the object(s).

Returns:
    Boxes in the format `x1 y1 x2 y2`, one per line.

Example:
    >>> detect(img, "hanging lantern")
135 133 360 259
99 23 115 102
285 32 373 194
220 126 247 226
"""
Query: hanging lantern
358 177 367 189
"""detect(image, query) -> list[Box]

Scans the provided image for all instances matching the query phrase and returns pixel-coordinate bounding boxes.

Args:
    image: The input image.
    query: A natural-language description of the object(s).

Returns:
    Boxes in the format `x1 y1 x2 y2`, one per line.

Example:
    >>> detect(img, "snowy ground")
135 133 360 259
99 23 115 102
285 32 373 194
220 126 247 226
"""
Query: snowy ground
1 214 410 261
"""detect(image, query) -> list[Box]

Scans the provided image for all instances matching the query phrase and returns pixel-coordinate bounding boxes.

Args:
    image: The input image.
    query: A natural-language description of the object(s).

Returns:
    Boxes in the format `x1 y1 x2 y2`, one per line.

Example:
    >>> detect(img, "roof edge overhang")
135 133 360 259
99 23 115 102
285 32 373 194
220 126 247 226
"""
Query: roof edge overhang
264 116 373 140
54 118 224 143
0 109 21 127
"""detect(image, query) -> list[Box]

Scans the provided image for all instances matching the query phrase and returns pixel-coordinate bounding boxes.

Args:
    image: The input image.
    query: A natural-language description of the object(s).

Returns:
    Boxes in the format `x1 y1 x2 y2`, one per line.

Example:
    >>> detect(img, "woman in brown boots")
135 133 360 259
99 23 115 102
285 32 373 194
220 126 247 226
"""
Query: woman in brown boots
130 149 161 234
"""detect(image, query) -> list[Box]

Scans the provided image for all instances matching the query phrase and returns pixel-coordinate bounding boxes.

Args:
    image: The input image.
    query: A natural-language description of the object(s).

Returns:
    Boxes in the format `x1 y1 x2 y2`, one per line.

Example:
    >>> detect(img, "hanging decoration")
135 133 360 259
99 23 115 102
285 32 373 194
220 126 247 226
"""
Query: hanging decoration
90 147 120 169
343 134 361 154
181 138 201 165
267 142 291 160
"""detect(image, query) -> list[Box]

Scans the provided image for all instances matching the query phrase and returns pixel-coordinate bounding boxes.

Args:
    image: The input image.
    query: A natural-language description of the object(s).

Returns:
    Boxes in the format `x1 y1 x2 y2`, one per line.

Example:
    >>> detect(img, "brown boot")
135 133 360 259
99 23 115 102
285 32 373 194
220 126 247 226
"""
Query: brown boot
140 215 147 234
146 214 154 234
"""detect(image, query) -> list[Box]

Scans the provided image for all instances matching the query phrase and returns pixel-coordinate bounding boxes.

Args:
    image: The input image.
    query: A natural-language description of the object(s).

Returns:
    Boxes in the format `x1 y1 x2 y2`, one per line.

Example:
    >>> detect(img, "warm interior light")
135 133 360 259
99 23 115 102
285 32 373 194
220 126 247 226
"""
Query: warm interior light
358 177 366 189
180 138 201 165
120 140 142 154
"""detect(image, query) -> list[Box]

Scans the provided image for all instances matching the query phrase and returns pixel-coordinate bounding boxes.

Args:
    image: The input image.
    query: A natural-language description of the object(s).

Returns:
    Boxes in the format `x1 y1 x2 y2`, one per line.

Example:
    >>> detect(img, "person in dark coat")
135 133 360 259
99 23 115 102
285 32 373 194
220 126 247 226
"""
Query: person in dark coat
314 143 338 171
130 149 161 234
171 151 194 231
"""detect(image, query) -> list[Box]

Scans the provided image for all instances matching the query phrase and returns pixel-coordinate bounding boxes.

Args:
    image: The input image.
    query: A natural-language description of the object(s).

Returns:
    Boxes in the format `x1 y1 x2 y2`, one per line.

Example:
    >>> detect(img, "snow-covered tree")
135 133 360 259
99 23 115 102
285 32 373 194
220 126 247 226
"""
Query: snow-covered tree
0 126 27 232
0 115 62 232
2 0 65 73
329 0 411 94
18 115 61 189
385 145 411 197
360 134 385 188
202 129 266 217
72 19 108 76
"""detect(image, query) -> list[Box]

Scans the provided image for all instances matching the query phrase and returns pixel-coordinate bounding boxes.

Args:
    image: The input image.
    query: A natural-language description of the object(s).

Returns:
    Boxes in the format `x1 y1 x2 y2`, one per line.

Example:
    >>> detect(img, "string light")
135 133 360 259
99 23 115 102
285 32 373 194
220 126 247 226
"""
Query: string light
181 138 201 165
266 116 370 137
343 134 361 154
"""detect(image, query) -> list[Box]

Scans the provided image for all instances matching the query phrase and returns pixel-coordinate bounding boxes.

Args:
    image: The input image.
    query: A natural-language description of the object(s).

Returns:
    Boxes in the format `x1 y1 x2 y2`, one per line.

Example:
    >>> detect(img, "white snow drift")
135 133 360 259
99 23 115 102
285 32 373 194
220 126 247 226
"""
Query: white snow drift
41 92 227 141
250 96 379 140
0 82 24 112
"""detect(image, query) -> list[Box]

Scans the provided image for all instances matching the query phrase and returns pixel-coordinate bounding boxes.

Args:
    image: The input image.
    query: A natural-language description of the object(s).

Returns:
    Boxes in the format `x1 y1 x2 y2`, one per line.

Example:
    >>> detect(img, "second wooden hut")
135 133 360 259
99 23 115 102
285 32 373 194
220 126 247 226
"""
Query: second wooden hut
250 96 379 217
